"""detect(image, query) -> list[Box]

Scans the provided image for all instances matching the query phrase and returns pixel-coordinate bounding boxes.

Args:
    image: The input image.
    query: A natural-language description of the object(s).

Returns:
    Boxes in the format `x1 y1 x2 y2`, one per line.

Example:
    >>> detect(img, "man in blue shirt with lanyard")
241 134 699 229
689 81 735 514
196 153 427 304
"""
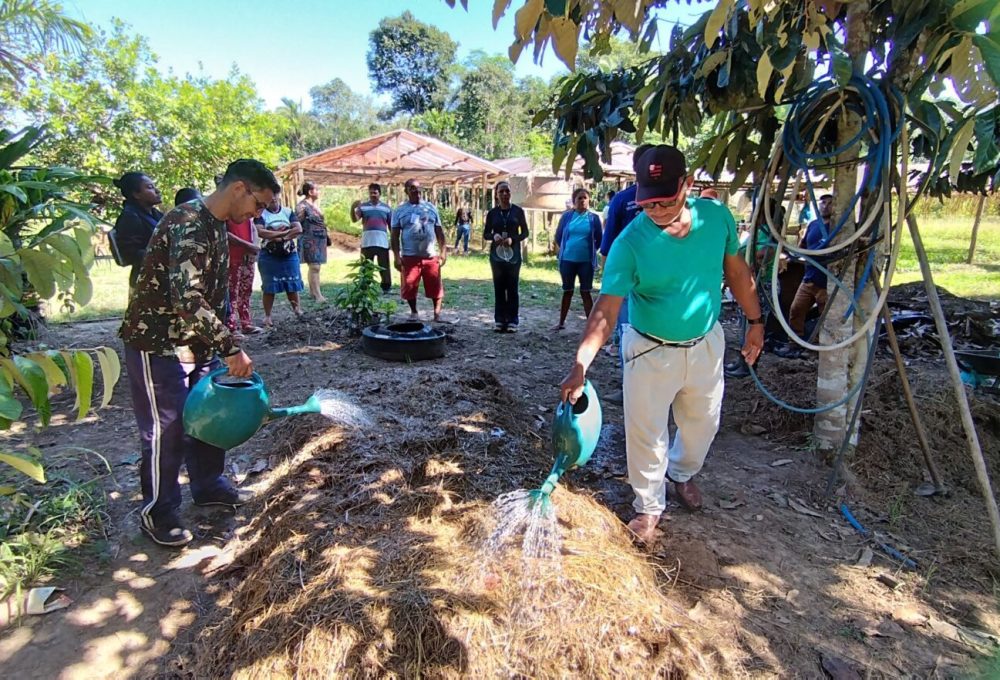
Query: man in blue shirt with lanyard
560 145 764 545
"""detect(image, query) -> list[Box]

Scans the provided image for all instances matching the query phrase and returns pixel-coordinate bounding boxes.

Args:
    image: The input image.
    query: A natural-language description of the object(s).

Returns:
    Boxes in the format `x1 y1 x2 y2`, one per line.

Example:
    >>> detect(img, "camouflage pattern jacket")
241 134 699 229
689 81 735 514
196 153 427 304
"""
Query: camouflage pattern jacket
119 199 238 362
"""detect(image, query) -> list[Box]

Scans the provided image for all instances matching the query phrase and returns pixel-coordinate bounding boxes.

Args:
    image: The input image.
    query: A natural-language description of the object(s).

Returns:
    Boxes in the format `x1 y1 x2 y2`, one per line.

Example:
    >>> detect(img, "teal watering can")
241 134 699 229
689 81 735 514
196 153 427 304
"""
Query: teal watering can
183 368 322 449
538 380 603 496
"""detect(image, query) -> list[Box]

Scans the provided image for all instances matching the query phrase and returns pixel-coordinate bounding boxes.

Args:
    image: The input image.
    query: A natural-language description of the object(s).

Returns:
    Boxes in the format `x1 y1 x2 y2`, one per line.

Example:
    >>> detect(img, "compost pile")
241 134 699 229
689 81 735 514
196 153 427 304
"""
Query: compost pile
194 367 730 679
886 282 1000 356
722 281 1000 583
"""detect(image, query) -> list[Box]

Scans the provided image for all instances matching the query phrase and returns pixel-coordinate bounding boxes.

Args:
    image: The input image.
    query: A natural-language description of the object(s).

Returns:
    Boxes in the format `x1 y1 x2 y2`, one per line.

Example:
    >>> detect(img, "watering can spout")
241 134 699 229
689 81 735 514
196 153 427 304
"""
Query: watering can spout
539 454 570 496
268 394 322 421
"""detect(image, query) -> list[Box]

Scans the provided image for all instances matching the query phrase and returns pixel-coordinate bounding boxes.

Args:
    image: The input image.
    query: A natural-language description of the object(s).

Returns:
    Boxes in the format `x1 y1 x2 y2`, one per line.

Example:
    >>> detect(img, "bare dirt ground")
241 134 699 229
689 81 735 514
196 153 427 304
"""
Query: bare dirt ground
2 258 999 678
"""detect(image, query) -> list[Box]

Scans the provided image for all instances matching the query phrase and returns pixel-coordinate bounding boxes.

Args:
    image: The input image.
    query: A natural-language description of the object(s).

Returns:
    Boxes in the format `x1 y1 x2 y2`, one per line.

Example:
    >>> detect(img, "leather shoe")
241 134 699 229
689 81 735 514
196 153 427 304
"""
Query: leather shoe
627 513 662 544
673 480 703 511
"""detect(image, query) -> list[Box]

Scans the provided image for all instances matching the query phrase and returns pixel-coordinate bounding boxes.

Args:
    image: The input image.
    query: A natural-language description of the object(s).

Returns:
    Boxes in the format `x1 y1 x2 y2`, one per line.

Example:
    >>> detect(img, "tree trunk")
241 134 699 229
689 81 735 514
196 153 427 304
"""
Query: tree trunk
967 193 986 264
813 0 870 456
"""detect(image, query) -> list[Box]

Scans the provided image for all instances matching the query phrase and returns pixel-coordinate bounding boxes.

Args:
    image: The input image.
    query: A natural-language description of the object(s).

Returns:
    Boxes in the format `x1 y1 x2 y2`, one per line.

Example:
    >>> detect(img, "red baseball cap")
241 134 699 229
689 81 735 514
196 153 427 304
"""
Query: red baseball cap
635 145 688 203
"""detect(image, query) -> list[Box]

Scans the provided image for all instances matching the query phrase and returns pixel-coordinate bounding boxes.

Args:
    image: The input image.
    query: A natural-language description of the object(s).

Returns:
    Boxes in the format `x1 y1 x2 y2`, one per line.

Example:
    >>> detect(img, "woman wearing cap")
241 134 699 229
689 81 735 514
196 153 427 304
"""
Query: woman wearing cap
552 187 603 330
483 181 529 332
558 145 763 545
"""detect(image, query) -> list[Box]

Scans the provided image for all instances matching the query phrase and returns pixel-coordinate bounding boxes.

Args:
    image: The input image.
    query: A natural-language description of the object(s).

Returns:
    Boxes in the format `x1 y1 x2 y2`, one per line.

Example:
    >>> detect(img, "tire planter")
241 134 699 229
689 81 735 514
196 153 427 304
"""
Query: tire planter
361 322 446 362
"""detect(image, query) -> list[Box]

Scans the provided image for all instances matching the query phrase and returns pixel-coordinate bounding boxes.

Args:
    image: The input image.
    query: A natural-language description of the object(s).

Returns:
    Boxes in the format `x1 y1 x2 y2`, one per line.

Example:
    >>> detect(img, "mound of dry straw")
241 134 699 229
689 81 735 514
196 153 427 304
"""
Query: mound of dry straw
195 368 727 678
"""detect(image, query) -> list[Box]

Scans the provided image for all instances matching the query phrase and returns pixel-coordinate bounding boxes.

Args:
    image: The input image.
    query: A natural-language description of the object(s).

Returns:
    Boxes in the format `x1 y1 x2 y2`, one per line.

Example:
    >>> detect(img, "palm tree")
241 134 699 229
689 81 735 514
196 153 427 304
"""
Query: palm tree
276 97 321 157
0 0 91 82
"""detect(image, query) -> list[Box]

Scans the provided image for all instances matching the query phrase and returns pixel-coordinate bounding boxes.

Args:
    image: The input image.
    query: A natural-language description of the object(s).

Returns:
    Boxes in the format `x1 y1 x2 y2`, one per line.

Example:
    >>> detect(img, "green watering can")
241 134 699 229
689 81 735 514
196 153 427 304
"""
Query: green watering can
538 380 603 496
183 368 322 450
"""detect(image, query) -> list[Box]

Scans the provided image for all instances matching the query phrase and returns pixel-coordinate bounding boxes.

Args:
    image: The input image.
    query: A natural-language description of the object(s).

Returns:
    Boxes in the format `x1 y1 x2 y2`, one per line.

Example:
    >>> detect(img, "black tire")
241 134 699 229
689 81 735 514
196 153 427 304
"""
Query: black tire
361 323 446 362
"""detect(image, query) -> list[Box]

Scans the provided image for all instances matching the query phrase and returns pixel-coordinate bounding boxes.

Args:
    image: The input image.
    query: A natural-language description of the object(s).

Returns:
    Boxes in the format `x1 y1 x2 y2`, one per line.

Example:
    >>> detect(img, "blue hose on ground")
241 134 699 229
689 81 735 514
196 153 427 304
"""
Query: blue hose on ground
840 503 918 570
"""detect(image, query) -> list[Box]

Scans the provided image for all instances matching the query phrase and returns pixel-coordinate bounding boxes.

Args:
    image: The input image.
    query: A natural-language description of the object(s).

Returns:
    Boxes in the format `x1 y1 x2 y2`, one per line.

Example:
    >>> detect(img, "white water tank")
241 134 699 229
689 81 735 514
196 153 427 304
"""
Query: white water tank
508 175 575 211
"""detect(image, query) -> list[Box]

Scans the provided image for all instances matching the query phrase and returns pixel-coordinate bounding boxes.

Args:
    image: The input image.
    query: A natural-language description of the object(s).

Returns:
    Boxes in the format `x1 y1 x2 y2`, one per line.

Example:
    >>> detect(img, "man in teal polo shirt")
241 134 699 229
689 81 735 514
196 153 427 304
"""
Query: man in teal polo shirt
560 145 764 544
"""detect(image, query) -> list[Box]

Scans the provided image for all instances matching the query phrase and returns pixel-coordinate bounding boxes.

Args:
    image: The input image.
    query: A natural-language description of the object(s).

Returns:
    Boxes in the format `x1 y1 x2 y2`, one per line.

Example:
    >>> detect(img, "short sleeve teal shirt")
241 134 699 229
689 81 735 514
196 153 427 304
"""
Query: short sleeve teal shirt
601 197 739 342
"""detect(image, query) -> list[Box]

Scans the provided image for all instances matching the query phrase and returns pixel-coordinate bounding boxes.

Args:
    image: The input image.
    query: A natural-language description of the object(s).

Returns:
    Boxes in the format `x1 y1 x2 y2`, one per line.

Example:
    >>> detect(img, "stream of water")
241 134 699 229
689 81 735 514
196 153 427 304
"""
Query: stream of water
482 489 562 569
311 388 372 428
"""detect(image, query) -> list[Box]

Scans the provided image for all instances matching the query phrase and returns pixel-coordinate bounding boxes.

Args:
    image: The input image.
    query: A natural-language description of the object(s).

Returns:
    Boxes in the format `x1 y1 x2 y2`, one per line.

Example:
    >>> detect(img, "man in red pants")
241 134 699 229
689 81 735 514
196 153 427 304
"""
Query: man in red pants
391 179 447 321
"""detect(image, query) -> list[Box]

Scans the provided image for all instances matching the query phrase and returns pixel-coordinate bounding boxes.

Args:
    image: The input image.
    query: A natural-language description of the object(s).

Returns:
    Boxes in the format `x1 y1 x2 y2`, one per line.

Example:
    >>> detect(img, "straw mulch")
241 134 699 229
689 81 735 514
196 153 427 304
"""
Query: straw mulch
193 367 732 679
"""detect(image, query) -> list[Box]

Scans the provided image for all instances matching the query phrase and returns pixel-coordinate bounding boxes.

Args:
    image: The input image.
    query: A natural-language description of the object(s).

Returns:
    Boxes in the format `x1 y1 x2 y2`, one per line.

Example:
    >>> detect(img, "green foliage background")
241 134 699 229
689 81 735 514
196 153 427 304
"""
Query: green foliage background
5 21 286 208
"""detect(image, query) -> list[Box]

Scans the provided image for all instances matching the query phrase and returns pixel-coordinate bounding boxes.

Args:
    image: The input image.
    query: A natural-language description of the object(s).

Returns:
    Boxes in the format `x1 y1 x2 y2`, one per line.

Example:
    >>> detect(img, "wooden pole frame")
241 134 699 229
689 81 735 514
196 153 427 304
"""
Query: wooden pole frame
908 213 1000 562
872 279 946 493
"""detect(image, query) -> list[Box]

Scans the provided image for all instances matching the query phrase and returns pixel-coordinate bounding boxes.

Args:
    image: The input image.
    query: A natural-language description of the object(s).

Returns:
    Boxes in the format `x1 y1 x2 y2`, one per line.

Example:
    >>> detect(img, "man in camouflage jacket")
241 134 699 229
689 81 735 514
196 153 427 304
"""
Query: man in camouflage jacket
120 159 280 547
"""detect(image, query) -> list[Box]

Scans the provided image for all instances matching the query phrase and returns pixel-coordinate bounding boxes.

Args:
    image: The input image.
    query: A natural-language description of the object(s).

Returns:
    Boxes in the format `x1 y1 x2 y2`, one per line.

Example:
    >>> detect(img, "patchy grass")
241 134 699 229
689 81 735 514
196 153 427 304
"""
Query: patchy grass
0 473 108 601
893 216 1000 299
47 215 1000 324
53 251 570 323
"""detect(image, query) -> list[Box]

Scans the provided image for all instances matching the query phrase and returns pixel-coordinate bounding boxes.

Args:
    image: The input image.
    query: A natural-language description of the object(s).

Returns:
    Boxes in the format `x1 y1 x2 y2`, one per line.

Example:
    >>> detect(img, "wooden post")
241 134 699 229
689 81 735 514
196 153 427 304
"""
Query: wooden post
872 280 946 492
481 173 488 252
967 193 987 264
530 210 538 254
909 213 1000 562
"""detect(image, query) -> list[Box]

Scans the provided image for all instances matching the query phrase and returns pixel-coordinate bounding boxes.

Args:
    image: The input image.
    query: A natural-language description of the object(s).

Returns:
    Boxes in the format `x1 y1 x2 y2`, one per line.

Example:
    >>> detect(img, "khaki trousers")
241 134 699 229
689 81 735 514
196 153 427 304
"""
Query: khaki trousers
788 281 828 336
622 322 725 515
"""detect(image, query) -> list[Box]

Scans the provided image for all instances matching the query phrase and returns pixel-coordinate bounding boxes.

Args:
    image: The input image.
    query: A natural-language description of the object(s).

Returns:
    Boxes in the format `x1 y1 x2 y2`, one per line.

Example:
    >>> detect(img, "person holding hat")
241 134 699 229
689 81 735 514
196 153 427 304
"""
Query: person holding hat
559 144 764 545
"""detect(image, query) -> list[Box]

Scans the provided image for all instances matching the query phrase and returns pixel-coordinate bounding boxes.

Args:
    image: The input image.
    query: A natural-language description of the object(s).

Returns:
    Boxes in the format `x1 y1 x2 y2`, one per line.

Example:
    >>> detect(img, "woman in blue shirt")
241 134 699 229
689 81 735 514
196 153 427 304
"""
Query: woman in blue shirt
552 188 602 330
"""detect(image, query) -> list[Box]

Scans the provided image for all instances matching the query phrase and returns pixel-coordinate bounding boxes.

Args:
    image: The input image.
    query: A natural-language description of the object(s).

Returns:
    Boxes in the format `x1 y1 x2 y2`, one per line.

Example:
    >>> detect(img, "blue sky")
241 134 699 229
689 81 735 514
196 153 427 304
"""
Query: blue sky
63 0 706 110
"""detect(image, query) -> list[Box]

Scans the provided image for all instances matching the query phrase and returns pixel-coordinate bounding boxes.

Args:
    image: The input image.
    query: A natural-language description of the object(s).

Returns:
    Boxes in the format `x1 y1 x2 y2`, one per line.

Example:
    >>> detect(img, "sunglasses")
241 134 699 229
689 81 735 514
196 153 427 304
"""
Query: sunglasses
639 197 683 209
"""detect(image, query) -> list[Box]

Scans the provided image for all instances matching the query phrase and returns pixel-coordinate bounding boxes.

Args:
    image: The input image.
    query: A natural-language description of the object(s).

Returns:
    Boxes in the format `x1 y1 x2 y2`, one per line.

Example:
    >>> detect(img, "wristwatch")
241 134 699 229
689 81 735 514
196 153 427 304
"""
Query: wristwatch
747 316 765 325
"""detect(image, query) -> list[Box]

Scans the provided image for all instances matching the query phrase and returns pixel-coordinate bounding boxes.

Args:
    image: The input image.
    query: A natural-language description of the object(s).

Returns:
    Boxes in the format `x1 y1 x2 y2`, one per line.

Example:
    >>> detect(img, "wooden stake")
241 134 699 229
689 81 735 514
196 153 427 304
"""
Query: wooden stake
908 213 1000 561
966 193 986 265
872 279 946 492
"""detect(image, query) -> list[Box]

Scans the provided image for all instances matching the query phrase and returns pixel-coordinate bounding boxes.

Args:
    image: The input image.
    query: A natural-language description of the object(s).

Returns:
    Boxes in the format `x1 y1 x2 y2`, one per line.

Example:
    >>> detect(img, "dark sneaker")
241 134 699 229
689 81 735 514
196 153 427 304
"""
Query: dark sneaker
141 513 193 547
193 487 254 507
494 323 505 332
724 359 751 379
772 343 803 359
